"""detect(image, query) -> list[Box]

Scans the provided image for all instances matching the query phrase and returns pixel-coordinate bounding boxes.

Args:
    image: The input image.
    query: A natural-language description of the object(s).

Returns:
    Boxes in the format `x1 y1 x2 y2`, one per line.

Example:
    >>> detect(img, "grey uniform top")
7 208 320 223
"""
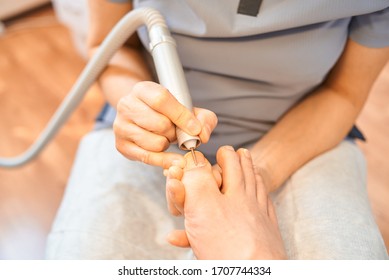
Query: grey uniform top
102 0 389 157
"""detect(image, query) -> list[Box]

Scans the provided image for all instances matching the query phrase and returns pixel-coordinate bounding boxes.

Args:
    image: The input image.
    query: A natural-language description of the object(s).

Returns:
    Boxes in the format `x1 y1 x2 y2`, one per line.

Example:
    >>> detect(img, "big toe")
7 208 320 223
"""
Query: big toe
182 150 219 199
183 151 215 186
184 150 209 170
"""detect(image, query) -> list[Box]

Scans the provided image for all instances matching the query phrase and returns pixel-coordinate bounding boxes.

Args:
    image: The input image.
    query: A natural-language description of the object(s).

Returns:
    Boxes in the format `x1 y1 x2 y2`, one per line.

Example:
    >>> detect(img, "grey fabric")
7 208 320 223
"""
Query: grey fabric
272 140 387 259
350 7 389 48
45 130 189 259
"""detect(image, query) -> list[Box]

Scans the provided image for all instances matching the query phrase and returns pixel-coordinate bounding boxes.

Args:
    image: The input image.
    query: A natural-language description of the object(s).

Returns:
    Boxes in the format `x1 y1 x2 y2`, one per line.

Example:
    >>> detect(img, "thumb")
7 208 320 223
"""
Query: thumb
193 108 218 144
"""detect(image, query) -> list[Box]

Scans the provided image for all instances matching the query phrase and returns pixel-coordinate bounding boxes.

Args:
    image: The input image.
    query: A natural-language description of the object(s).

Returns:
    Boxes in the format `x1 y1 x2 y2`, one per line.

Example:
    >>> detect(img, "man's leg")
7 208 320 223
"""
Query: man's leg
45 129 189 259
272 140 388 259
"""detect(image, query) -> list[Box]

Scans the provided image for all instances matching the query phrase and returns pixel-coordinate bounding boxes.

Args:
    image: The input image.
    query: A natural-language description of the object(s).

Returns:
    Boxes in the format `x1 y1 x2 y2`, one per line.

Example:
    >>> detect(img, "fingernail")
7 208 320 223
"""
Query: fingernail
223 145 235 151
163 169 168 177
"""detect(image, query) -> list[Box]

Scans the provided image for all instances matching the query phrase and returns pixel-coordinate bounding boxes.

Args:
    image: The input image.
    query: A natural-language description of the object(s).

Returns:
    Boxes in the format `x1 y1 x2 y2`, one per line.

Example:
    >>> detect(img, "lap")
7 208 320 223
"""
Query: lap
272 140 387 259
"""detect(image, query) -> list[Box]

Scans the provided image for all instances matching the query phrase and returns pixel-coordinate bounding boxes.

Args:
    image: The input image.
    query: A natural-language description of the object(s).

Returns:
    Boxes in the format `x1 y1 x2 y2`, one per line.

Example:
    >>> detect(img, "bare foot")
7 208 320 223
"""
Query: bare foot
166 146 286 259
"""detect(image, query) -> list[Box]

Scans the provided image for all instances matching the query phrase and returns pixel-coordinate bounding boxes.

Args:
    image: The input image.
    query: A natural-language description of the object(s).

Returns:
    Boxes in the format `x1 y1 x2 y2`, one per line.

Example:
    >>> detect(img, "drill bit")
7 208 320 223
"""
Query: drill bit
190 147 198 166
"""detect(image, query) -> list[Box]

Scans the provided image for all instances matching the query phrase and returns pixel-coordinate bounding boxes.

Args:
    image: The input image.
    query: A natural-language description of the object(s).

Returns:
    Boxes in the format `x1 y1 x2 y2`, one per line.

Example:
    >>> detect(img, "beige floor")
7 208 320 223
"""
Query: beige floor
0 5 388 259
0 6 104 259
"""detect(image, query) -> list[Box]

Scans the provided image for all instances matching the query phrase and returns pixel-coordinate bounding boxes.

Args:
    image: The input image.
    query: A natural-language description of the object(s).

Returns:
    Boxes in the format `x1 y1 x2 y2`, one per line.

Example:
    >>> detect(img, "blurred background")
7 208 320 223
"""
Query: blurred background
0 1 388 259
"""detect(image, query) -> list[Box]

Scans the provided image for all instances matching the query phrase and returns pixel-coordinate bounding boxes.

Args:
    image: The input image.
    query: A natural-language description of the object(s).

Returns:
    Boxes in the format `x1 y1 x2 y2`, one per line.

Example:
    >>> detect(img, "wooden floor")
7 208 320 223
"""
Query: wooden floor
0 5 388 259
0 6 104 259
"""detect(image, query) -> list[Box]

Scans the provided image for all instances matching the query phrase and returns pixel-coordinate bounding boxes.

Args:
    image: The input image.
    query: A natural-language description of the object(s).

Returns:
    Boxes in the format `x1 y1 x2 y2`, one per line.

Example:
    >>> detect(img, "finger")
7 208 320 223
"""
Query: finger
193 108 218 144
134 82 202 136
116 140 185 169
117 93 176 142
114 121 170 152
166 177 185 216
167 230 190 248
216 146 244 194
237 148 257 198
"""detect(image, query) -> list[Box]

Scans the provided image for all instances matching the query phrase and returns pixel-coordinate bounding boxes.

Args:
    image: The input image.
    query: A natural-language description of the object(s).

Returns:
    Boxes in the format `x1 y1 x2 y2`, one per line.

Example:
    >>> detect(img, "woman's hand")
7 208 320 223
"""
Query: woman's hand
114 81 218 169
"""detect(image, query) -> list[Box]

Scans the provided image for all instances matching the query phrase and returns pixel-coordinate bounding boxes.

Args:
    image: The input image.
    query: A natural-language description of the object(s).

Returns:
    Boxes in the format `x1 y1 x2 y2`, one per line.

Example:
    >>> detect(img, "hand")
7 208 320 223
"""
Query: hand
166 146 287 259
113 81 218 168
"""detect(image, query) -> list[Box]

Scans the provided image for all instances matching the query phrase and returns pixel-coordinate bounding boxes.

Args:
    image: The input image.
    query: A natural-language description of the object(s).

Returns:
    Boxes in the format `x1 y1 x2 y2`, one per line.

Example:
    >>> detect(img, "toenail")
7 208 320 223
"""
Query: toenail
243 148 251 158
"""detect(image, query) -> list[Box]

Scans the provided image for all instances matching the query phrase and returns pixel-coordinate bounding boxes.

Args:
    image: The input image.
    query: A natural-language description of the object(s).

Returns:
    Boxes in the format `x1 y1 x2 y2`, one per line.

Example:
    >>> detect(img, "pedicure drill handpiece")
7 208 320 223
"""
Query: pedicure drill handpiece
148 22 200 164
